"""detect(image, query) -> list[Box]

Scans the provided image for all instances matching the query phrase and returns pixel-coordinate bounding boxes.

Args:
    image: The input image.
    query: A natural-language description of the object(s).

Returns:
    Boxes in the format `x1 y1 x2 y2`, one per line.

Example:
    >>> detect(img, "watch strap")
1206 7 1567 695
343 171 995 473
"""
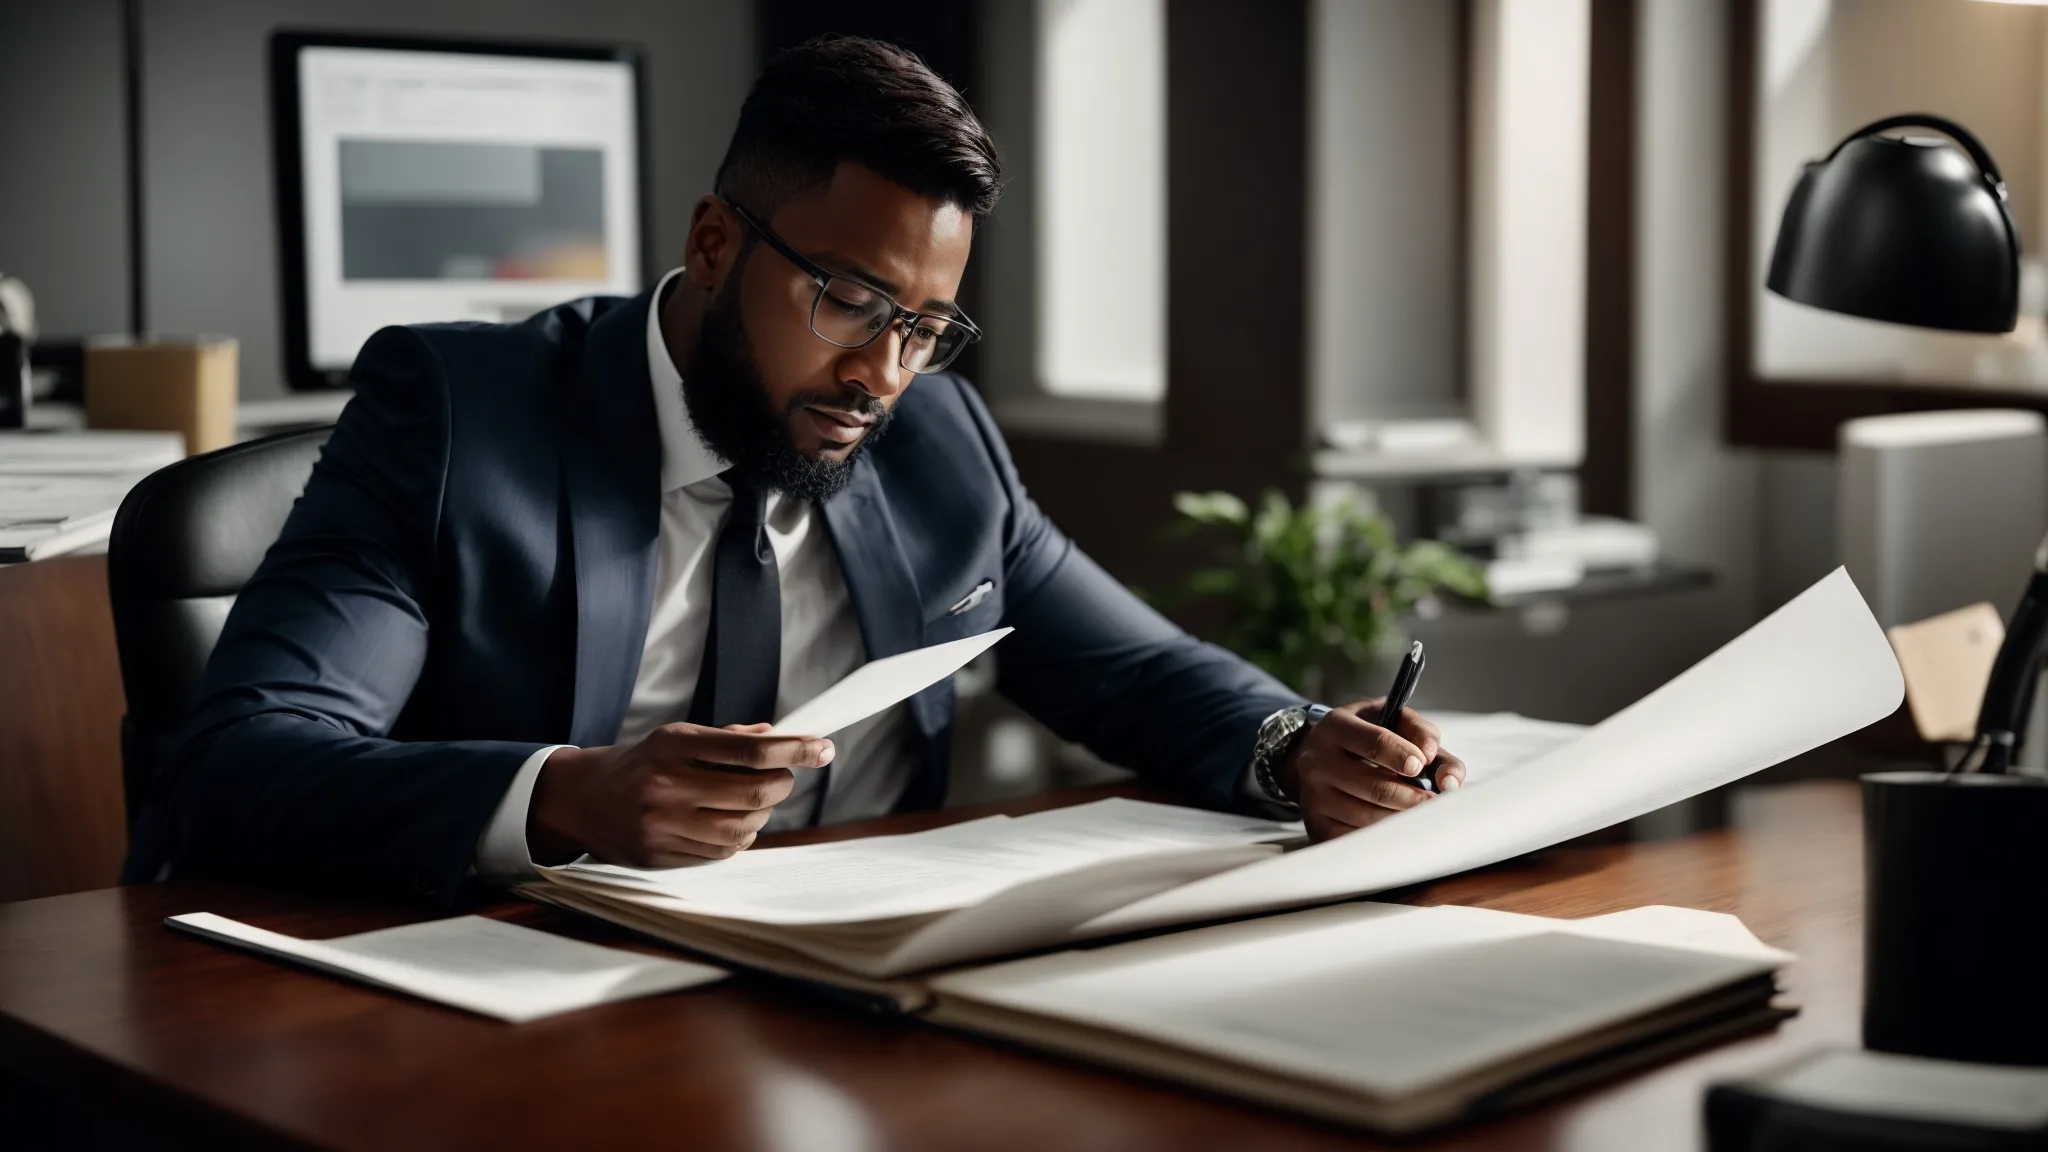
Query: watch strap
1252 703 1331 806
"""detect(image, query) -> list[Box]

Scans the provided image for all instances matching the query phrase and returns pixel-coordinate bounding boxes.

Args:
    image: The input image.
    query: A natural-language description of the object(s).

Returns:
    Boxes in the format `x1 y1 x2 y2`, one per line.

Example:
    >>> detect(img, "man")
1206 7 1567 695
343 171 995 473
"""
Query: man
152 37 1465 901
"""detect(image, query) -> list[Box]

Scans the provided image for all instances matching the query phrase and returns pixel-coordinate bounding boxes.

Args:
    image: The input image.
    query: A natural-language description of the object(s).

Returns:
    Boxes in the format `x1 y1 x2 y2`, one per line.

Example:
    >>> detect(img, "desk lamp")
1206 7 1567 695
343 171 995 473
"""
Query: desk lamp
1772 114 2044 774
1766 114 2048 1067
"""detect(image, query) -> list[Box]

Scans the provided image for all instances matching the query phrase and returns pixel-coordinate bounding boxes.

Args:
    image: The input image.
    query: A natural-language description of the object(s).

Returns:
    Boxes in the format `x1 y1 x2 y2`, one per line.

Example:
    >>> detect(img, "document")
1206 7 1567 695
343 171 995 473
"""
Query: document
166 912 726 1023
770 628 1012 737
1085 567 1904 934
551 798 1302 926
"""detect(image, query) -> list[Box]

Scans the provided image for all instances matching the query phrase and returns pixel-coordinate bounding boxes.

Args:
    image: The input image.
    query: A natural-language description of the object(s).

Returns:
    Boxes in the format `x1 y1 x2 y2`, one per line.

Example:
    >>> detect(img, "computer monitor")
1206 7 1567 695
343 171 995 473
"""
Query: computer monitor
271 31 647 391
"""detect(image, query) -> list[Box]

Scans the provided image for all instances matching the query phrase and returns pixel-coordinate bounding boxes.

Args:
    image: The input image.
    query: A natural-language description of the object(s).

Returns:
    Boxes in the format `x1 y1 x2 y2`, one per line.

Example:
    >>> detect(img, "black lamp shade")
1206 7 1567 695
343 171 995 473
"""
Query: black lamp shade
1766 114 2020 334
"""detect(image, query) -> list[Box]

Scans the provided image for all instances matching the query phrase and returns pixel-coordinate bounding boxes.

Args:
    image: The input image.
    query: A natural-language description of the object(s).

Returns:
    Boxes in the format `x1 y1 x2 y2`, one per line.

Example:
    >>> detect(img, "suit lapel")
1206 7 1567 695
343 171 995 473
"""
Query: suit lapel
821 462 925 670
562 291 662 747
821 461 953 809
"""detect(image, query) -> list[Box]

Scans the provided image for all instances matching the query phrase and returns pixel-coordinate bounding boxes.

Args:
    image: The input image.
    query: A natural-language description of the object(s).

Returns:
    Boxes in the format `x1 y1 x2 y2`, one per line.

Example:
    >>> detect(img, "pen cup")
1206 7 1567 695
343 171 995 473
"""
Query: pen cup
1861 770 2048 1066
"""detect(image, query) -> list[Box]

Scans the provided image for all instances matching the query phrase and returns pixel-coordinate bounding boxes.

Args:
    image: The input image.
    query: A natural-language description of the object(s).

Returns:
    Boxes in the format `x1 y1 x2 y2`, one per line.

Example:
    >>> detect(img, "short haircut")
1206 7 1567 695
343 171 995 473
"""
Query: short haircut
715 35 1002 223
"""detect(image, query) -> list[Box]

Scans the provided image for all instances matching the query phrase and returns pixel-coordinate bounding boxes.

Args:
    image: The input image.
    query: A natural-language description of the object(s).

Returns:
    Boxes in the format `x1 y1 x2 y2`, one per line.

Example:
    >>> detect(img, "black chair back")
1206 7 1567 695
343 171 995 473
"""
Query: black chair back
106 426 331 826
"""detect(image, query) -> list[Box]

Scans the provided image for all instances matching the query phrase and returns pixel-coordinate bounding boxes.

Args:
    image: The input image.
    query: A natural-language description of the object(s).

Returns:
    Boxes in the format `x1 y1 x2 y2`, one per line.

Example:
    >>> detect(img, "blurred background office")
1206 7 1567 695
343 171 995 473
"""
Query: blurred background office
7 0 2048 900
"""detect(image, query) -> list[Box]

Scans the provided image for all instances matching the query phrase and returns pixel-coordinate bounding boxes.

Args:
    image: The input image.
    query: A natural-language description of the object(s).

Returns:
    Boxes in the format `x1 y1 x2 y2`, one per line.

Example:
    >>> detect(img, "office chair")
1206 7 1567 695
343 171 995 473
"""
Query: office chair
106 426 332 834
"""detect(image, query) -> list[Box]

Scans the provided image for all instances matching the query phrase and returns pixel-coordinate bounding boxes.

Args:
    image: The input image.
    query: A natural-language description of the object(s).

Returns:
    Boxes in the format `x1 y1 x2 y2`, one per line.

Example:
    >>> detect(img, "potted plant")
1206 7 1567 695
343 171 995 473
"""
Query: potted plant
1154 490 1486 700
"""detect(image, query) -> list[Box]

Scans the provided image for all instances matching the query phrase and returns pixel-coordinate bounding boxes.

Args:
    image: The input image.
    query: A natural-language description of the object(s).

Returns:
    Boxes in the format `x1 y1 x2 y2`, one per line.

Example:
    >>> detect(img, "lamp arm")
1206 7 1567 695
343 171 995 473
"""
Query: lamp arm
1966 532 2048 775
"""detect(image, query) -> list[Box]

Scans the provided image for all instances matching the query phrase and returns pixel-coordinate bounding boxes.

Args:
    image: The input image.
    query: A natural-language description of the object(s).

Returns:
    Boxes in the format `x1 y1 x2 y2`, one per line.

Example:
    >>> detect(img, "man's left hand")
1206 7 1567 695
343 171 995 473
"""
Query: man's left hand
1277 700 1467 842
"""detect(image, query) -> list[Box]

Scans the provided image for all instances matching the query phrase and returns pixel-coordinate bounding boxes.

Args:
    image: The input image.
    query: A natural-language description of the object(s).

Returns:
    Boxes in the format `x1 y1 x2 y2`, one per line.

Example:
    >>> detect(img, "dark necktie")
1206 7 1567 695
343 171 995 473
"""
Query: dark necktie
686 472 781 728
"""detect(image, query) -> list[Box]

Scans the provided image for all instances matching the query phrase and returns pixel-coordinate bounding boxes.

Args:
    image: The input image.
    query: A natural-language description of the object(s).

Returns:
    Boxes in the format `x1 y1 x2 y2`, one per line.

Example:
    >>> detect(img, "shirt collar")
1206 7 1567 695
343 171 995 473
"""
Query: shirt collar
647 267 728 492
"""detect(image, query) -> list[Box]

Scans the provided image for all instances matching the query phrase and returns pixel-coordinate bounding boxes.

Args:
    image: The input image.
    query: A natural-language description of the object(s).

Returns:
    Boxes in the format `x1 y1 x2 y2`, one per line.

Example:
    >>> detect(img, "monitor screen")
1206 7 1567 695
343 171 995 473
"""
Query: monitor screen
274 34 644 388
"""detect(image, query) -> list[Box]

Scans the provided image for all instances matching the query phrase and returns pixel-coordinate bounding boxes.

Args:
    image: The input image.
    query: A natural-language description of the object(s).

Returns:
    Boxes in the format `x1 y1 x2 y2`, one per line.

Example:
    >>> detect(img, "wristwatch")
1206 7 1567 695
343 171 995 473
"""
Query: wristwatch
1249 703 1333 807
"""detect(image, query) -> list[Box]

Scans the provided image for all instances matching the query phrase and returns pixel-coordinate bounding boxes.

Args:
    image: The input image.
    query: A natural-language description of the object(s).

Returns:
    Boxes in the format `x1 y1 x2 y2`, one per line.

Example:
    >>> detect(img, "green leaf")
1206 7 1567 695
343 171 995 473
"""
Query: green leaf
1156 487 1485 694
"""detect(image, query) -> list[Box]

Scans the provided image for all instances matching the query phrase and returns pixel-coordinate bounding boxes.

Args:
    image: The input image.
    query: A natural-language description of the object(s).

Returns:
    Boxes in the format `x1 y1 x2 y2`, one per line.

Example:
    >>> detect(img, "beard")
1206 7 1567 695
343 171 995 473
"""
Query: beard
678 275 892 503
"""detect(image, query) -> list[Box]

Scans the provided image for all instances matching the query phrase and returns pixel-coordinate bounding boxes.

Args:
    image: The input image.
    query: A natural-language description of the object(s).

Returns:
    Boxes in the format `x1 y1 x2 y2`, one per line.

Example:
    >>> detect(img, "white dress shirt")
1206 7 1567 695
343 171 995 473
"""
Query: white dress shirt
475 269 919 881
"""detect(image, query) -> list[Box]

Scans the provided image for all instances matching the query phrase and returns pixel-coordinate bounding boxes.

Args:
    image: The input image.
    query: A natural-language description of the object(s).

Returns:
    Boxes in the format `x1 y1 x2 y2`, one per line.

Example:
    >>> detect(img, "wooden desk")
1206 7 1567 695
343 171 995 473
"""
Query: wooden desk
0 554 127 903
0 781 1865 1151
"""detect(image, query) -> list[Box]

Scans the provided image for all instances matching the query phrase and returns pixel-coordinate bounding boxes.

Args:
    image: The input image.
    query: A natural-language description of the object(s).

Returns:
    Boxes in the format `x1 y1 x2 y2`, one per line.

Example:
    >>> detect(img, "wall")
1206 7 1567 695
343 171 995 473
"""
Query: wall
0 0 129 337
1306 0 1463 427
0 0 755 399
1636 0 1760 627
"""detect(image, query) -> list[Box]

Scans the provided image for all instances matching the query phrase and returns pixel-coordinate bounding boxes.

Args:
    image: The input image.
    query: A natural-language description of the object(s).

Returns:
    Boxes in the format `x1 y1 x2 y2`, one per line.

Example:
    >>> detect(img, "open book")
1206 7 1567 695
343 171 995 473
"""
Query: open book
930 901 1794 1133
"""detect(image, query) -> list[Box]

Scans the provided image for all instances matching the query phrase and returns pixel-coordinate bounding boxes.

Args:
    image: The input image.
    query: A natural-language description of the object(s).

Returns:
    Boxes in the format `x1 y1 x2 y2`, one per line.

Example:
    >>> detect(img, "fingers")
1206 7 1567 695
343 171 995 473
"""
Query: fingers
689 804 776 847
649 723 835 770
636 830 761 866
1299 775 1410 840
1317 709 1430 777
691 766 798 813
1394 708 1442 766
1431 750 1467 793
626 799 777 865
1321 760 1435 812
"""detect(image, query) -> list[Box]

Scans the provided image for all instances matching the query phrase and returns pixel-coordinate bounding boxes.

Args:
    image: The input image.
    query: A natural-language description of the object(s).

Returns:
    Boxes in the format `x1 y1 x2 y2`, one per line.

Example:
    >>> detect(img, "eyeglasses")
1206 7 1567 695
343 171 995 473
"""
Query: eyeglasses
722 197 982 375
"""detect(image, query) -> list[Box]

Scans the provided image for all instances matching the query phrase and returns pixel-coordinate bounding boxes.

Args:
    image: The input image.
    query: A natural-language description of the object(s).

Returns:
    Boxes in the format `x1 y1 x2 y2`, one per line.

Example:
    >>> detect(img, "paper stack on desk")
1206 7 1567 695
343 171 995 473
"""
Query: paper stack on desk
0 430 184 561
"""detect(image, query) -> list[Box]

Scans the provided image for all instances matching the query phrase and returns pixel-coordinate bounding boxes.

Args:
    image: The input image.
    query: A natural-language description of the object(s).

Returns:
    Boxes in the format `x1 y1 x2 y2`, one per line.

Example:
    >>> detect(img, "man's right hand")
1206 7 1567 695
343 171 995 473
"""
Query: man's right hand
526 723 835 867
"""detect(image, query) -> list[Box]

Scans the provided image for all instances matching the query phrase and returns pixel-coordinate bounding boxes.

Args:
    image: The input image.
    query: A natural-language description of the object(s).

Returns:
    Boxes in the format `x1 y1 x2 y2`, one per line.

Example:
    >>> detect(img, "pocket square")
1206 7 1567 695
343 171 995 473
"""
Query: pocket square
948 580 995 615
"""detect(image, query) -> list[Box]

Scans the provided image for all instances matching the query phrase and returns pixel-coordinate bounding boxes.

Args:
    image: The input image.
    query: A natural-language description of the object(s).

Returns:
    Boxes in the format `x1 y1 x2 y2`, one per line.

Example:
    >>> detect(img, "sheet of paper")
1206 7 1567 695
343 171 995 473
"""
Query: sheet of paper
769 628 1012 737
1569 905 1792 963
1086 568 1903 935
1429 712 1588 787
934 901 1776 1098
551 798 1303 925
167 912 726 1023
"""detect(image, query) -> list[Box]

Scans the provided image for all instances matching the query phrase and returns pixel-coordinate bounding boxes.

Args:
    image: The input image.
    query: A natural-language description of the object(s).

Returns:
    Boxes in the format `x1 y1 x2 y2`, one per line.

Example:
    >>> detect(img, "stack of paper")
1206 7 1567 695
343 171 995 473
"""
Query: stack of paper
0 430 184 561
529 798 1305 1007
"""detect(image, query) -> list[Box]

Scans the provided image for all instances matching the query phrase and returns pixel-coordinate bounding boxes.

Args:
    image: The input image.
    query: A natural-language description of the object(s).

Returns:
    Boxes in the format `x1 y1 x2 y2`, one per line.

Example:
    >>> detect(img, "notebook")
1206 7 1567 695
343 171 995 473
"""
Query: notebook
930 902 1794 1133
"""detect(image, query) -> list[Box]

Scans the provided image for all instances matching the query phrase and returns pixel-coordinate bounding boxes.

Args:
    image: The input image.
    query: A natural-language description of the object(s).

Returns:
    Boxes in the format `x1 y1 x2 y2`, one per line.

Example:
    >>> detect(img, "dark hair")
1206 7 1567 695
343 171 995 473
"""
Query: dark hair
714 35 1002 222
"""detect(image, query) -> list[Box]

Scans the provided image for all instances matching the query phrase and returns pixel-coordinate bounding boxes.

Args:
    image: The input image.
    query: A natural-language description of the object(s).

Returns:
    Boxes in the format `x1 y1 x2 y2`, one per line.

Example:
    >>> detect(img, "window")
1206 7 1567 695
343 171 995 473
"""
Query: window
976 0 1167 442
1309 0 1591 477
1036 0 1166 402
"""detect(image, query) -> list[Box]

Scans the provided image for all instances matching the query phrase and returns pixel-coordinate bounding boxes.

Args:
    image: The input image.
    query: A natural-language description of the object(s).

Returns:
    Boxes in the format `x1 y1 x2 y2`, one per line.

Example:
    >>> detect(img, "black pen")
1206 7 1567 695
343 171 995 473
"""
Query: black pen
1377 641 1435 791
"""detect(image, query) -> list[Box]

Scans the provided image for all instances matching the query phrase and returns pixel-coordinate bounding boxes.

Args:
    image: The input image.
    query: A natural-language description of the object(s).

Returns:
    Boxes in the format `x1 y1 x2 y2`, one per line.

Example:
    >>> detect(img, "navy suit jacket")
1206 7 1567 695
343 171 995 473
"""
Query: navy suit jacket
157 288 1302 901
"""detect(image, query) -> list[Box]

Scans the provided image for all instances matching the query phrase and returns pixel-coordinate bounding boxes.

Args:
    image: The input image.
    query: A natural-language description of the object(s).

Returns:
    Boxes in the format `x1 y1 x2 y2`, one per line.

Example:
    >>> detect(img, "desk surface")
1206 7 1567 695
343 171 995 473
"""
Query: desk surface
0 781 1865 1151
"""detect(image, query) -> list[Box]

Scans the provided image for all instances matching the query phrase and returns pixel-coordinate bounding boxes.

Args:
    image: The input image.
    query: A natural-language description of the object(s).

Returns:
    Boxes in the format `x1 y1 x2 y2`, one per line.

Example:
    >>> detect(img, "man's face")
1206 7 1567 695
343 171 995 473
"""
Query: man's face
677 162 974 499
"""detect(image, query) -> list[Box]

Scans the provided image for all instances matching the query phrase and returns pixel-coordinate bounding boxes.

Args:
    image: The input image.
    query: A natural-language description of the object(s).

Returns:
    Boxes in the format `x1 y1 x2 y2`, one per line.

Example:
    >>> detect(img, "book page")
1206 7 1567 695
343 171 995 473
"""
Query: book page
167 912 726 1023
1085 568 1903 935
549 798 1302 926
933 902 1775 1099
